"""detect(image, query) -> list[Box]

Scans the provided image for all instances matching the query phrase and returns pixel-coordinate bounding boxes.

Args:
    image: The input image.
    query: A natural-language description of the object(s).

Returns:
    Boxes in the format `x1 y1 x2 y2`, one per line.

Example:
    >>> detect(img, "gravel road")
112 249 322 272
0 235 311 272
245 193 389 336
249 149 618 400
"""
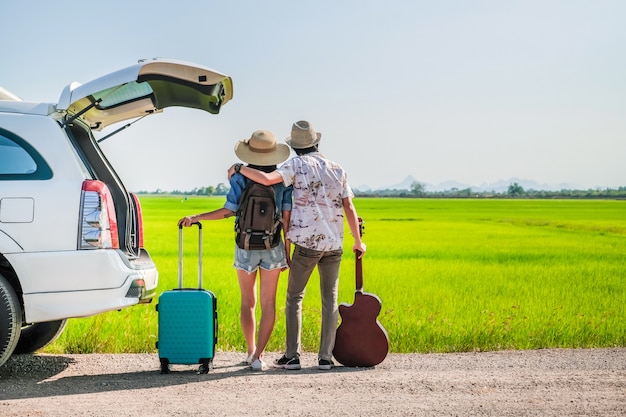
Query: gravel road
0 348 624 416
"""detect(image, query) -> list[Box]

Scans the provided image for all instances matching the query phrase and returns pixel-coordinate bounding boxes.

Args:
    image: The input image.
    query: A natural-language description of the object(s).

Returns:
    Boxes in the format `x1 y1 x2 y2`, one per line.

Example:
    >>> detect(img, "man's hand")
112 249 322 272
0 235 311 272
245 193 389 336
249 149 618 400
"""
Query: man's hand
227 164 237 180
354 242 367 259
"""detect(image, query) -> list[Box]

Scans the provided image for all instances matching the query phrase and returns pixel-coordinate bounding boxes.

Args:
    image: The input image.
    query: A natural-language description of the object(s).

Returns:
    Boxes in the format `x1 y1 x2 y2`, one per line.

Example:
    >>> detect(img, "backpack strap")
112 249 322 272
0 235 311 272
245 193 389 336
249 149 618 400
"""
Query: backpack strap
268 218 281 249
264 232 271 250
243 232 251 251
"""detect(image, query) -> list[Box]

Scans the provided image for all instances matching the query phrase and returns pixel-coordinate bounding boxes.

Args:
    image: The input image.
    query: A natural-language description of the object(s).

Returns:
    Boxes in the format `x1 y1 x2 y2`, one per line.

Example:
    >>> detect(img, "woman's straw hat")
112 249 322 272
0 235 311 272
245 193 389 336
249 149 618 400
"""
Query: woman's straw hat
234 130 290 166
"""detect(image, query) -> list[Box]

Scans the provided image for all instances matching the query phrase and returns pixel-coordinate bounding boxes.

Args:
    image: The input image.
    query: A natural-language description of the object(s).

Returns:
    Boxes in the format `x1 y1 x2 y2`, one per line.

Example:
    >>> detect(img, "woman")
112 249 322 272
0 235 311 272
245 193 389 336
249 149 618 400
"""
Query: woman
179 130 292 371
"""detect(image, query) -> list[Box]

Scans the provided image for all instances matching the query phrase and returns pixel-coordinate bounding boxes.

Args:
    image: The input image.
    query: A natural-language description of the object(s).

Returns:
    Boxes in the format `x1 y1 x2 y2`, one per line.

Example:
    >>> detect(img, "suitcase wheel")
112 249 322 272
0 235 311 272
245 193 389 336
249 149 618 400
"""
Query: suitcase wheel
160 358 170 374
197 359 212 374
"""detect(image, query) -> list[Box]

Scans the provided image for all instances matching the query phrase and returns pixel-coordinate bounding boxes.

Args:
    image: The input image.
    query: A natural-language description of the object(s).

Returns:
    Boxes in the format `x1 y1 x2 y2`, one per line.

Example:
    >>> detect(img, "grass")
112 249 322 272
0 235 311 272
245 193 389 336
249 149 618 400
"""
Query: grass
45 197 626 354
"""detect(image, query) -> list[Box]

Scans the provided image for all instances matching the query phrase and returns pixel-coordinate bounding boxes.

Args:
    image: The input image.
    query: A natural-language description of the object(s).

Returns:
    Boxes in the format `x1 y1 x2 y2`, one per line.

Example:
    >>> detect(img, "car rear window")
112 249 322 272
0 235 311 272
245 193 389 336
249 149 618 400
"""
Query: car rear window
96 82 153 109
0 130 52 180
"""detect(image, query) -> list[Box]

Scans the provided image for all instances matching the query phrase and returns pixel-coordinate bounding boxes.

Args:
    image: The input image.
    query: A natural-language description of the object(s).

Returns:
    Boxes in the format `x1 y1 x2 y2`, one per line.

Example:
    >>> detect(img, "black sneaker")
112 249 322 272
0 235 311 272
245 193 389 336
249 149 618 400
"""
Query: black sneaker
318 359 334 370
273 354 301 370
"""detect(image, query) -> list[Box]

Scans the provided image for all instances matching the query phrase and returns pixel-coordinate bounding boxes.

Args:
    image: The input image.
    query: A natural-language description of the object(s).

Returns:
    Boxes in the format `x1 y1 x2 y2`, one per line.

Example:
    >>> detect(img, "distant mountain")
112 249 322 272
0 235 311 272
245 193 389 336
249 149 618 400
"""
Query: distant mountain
427 180 470 192
384 175 419 190
471 178 579 193
354 175 417 192
354 176 580 193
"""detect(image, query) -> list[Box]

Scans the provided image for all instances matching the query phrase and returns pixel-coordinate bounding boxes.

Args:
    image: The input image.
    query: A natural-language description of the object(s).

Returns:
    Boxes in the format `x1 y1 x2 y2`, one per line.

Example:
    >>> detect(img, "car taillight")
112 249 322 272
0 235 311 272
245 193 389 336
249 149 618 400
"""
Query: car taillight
131 193 145 248
79 180 119 249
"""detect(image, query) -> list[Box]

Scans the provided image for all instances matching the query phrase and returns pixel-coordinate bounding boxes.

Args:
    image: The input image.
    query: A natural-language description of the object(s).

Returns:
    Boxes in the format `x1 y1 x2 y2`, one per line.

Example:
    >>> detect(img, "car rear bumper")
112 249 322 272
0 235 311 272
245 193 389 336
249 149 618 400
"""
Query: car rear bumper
6 249 158 323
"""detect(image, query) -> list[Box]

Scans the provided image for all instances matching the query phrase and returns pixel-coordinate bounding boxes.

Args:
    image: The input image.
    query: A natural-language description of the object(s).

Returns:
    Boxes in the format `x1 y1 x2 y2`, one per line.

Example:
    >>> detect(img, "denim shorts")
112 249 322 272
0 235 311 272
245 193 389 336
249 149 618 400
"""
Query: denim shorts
234 240 288 273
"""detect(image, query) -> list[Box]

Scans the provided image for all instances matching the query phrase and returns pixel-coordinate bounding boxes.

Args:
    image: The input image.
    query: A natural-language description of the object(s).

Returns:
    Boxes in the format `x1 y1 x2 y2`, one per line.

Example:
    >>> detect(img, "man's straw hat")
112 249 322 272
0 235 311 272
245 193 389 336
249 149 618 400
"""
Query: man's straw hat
285 120 322 149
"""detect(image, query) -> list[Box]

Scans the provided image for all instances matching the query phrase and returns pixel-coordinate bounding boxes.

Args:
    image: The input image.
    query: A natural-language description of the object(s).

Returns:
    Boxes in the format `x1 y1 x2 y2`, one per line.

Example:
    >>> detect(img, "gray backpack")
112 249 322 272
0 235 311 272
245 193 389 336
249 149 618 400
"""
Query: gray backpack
235 181 281 250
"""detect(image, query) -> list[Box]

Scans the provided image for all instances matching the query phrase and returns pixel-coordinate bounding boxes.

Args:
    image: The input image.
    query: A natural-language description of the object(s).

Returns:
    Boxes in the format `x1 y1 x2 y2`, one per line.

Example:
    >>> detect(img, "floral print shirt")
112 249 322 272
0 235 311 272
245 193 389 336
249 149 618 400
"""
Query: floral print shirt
278 152 354 251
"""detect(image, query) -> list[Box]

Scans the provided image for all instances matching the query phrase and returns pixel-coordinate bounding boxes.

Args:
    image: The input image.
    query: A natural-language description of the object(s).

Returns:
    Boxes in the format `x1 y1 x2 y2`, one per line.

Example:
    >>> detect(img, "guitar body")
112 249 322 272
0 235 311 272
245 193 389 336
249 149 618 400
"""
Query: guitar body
333 217 388 367
333 291 389 367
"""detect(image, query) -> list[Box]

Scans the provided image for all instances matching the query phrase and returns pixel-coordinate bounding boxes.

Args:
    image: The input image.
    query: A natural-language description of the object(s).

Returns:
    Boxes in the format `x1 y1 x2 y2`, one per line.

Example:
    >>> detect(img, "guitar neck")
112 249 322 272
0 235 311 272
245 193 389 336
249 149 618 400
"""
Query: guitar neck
355 254 364 293
355 217 365 293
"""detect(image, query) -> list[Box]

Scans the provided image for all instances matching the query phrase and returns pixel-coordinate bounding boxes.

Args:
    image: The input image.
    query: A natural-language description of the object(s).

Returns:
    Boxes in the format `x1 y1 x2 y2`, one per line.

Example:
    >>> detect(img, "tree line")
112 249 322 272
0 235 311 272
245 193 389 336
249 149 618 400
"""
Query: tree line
135 183 230 196
136 181 626 199
354 181 626 199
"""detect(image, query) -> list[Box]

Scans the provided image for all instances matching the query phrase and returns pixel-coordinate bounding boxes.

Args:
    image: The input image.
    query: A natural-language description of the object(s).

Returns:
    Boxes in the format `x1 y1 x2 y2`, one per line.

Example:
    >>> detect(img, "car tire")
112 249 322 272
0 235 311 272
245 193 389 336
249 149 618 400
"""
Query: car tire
14 319 68 354
0 274 22 367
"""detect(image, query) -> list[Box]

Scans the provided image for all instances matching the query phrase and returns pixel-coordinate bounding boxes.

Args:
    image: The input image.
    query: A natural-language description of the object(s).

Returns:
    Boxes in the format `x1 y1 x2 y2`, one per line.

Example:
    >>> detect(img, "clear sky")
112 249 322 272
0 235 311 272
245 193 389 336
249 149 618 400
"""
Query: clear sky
2 1 625 191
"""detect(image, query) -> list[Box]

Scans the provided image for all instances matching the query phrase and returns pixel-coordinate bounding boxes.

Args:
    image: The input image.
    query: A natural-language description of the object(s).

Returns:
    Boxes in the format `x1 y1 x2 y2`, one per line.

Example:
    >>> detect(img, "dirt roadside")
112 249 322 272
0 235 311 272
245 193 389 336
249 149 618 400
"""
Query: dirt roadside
0 348 624 417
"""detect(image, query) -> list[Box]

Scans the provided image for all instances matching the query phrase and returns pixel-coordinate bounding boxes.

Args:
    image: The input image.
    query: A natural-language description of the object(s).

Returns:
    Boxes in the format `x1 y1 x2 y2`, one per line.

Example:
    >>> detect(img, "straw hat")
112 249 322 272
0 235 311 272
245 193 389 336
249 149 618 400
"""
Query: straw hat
285 120 322 149
234 130 290 166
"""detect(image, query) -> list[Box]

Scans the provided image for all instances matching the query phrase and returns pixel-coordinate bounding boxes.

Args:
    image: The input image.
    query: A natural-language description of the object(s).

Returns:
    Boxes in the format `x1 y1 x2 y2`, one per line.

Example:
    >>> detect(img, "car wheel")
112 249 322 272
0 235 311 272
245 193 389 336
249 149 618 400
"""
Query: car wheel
0 274 22 367
14 319 68 354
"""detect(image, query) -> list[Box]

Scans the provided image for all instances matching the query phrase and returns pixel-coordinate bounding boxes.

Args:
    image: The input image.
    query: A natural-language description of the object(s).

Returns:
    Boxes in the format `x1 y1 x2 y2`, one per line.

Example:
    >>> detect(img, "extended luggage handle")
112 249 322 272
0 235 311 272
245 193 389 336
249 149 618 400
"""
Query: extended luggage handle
178 222 203 289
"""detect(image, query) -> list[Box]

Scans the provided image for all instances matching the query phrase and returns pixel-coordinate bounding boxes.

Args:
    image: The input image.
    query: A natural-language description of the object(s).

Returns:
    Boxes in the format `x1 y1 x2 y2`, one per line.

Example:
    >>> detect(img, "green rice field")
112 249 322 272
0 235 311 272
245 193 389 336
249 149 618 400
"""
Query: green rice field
45 197 626 354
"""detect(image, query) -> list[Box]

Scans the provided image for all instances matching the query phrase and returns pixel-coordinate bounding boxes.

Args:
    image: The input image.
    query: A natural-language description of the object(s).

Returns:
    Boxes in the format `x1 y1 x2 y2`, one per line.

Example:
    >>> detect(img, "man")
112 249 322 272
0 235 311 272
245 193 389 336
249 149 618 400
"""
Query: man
228 120 366 370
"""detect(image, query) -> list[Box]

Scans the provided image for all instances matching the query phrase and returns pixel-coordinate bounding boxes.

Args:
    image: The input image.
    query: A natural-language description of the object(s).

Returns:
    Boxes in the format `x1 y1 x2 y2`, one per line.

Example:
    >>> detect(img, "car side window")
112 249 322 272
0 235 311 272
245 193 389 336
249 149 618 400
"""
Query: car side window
0 130 52 180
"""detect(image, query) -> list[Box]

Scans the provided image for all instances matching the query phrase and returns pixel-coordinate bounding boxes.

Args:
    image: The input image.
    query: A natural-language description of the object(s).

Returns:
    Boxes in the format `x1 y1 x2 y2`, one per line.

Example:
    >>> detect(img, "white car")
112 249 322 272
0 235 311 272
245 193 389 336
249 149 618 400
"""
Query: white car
0 58 233 367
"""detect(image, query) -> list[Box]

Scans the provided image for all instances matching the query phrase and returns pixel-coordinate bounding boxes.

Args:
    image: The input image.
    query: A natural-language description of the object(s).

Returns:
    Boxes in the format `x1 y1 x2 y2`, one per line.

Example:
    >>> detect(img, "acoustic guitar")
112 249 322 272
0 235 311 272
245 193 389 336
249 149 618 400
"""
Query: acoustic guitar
333 218 389 367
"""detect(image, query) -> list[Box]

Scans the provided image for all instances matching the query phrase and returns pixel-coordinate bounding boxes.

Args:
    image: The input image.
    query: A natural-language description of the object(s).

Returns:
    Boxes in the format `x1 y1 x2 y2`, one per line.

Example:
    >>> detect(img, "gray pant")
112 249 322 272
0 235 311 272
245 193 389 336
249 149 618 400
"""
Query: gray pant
285 244 343 361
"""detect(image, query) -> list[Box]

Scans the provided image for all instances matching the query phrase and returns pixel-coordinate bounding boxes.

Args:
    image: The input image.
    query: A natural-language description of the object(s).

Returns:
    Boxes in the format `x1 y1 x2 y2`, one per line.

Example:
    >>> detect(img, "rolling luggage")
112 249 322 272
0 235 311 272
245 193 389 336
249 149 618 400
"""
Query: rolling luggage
156 222 217 374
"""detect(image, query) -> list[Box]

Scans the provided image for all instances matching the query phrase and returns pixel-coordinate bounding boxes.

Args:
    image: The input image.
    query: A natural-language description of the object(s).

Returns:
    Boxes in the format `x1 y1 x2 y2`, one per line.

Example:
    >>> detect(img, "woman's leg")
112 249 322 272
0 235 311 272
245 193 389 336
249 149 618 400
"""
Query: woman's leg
251 268 281 362
237 269 257 357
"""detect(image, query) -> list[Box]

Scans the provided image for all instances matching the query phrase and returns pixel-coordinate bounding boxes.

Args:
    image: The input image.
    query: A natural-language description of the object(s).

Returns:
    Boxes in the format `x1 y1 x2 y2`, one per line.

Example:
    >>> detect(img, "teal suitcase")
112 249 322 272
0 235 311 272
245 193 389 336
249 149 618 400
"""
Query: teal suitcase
156 223 217 374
